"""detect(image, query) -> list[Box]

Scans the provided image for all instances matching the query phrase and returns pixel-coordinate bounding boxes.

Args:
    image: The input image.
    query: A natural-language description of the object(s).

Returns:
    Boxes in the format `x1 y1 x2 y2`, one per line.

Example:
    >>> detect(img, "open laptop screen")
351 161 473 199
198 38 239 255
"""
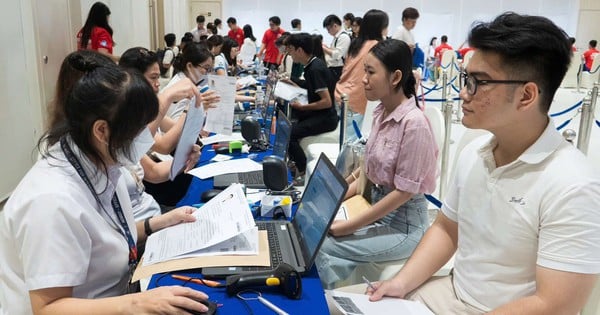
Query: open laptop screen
292 154 347 267
271 110 291 159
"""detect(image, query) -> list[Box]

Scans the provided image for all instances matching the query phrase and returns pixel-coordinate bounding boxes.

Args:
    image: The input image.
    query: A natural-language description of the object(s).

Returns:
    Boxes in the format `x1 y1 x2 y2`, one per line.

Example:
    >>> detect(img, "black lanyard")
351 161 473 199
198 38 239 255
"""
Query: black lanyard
59 137 138 268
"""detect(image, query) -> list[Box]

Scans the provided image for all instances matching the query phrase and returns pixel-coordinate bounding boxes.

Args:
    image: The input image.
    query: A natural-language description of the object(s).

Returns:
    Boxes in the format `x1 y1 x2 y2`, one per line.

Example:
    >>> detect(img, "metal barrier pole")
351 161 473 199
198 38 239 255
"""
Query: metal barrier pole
441 71 448 113
576 63 582 93
339 94 349 149
577 84 599 154
439 98 454 199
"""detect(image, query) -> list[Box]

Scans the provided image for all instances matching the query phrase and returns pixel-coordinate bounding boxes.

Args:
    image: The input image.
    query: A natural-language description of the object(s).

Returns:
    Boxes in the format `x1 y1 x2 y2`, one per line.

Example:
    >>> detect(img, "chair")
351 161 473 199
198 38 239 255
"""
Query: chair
423 106 445 157
438 50 458 86
582 279 600 315
561 52 583 88
462 50 475 69
581 53 600 89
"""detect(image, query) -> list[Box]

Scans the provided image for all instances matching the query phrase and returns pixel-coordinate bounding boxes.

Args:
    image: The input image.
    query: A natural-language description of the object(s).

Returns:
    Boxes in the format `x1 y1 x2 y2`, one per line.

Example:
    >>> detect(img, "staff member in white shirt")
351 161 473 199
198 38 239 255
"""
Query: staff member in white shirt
0 53 210 314
322 14 351 82
391 7 419 53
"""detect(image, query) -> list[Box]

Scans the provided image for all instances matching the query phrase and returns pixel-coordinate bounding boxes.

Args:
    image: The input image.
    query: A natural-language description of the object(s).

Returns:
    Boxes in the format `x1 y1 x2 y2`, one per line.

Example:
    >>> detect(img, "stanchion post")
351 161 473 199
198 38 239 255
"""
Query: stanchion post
339 93 349 149
577 84 598 155
439 98 454 200
441 71 448 114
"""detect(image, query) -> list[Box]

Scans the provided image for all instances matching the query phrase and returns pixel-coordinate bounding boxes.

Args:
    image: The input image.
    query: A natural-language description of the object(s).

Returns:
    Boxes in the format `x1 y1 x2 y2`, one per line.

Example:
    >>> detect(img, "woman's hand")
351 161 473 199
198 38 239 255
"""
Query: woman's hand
152 207 196 232
163 78 201 107
131 286 209 314
200 90 220 110
366 278 409 301
184 144 201 173
329 220 358 237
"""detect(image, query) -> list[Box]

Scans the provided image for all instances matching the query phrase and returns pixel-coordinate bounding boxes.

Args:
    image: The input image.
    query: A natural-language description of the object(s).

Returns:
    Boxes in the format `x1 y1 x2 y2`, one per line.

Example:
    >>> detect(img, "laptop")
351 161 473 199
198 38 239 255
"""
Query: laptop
213 110 291 189
203 153 348 277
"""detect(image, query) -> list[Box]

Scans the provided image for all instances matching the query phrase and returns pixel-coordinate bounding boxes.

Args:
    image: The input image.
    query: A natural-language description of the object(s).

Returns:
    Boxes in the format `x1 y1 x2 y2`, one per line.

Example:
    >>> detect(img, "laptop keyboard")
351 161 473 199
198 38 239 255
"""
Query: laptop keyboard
251 222 284 270
239 171 264 185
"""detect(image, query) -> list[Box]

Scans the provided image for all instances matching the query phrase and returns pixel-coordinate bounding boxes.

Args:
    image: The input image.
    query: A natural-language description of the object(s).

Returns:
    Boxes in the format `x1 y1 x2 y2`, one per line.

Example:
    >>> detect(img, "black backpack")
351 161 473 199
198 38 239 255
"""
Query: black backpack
156 47 173 77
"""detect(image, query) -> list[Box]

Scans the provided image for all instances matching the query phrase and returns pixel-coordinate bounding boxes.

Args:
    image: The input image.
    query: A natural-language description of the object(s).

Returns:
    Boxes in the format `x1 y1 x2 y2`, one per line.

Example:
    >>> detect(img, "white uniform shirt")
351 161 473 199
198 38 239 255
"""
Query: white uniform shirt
326 30 351 68
392 25 415 47
442 121 600 311
214 52 228 73
239 38 257 66
161 72 192 120
162 46 179 65
121 164 161 221
0 138 137 315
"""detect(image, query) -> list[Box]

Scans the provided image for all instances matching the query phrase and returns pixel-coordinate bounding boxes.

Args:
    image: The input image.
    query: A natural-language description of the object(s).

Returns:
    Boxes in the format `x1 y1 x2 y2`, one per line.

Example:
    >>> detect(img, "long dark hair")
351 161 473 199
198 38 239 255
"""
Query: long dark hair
79 2 112 50
370 39 417 102
41 52 158 175
221 38 239 67
119 47 159 74
347 9 388 58
243 24 256 42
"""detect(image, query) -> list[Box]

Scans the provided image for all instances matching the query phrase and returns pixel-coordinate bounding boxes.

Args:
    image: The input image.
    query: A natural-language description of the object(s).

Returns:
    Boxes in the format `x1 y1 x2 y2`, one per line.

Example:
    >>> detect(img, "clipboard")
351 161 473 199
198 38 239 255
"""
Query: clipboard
335 195 371 221
132 231 270 282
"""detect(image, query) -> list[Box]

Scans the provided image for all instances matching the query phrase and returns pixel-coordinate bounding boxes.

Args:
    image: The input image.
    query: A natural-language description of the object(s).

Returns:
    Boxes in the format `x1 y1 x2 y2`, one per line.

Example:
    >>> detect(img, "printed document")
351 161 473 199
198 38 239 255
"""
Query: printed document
274 81 308 104
204 75 236 135
167 227 259 259
169 97 205 180
328 291 434 315
200 133 245 145
188 158 262 179
143 184 256 266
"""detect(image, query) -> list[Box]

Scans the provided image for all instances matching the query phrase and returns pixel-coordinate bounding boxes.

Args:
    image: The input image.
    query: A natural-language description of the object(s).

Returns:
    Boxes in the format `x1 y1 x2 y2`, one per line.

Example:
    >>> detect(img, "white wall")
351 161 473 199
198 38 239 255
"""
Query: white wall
162 0 580 51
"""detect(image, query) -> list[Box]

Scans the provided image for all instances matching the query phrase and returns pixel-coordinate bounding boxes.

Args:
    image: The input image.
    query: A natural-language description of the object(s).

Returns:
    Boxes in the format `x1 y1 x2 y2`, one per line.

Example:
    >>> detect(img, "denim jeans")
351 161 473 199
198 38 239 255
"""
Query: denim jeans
316 189 428 289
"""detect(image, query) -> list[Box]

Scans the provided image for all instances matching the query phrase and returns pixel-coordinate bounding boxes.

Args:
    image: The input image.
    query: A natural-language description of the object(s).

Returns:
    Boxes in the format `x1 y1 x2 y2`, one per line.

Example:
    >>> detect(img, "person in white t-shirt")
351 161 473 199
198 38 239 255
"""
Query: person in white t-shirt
239 24 258 66
331 12 600 315
0 51 211 315
391 7 419 52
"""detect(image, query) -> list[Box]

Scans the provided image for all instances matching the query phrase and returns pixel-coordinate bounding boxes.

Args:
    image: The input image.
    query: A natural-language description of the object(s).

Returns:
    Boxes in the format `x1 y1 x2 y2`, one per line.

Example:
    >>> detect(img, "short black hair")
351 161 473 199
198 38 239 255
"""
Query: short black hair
286 33 314 56
164 33 176 47
322 14 342 28
291 18 301 29
214 18 222 26
269 16 281 26
402 7 420 20
343 13 354 22
590 40 597 48
227 17 236 25
441 35 448 43
196 15 205 24
468 12 571 113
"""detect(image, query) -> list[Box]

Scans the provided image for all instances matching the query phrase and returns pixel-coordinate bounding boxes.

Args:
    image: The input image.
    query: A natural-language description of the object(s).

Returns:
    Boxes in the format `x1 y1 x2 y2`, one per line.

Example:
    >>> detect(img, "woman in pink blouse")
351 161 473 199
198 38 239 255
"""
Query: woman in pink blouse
317 39 439 288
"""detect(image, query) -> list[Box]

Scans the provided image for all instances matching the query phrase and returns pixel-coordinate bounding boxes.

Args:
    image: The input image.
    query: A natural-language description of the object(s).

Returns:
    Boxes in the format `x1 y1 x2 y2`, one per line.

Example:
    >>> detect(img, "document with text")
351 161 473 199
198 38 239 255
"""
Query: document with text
169 97 205 180
204 75 236 135
328 291 433 315
143 184 256 266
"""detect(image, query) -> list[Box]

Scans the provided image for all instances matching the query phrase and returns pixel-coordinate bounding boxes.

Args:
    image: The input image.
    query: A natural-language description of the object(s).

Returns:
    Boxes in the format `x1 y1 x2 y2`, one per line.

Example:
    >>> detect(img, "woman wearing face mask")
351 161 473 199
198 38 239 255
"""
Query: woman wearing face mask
163 42 216 120
316 39 438 289
0 53 210 314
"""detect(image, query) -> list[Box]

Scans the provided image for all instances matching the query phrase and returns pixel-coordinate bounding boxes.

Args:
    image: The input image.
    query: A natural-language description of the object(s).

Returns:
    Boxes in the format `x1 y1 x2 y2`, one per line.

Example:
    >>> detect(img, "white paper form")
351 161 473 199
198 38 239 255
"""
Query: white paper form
169 96 205 180
327 291 434 315
166 227 259 260
274 81 308 104
187 158 262 179
200 133 245 145
204 75 237 135
143 184 256 266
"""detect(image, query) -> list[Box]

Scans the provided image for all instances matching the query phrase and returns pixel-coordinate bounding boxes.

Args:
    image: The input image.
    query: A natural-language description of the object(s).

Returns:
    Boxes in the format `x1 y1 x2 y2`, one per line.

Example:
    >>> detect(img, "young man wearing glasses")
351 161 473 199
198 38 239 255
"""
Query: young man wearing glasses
331 12 600 315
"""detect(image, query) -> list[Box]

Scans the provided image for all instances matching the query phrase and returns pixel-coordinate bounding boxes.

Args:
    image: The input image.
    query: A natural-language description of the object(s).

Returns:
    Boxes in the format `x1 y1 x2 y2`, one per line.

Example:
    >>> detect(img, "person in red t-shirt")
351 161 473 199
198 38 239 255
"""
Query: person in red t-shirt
583 40 599 72
434 35 454 66
77 2 118 62
226 17 245 47
257 16 285 69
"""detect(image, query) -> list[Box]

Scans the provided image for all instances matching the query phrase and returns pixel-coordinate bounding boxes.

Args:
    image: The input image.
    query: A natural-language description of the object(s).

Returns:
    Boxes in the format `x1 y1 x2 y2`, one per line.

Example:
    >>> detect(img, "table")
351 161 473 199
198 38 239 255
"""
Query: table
151 140 330 314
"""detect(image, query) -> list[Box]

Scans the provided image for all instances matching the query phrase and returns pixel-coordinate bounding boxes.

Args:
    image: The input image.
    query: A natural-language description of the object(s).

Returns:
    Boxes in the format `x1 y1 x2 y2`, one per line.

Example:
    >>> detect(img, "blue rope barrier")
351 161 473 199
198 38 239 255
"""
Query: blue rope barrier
596 120 600 128
549 100 583 117
425 194 442 208
556 118 572 131
424 97 462 102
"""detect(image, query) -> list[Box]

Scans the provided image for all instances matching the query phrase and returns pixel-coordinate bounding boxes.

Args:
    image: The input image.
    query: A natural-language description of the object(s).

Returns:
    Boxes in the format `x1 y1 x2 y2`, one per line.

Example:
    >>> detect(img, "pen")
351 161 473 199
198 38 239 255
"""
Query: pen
171 274 223 287
258 296 289 315
362 275 376 291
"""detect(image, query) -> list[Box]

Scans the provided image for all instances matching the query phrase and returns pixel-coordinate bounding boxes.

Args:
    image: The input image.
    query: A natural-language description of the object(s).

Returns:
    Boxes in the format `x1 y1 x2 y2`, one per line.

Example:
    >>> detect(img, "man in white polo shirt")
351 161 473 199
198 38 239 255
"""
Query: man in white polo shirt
322 14 351 82
333 12 600 315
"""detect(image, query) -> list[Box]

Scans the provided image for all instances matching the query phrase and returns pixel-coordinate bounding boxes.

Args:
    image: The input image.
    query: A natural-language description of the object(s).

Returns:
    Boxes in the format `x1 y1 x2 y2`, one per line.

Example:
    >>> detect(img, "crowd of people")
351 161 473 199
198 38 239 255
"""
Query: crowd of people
0 1 599 315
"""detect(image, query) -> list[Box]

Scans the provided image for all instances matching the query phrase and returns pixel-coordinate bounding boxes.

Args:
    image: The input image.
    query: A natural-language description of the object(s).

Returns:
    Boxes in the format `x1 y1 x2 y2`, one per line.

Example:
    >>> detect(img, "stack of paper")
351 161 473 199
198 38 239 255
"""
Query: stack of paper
274 81 308 104
328 291 434 315
142 184 258 266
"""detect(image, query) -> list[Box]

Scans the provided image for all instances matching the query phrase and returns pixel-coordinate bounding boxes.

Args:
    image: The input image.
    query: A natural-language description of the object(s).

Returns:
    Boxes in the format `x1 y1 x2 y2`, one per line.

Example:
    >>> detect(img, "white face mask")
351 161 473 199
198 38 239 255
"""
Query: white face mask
117 127 155 165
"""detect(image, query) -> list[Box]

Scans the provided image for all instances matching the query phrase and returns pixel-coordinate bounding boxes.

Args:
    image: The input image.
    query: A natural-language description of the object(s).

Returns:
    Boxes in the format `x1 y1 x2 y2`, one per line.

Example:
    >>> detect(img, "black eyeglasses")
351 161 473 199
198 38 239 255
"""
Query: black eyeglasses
460 71 528 95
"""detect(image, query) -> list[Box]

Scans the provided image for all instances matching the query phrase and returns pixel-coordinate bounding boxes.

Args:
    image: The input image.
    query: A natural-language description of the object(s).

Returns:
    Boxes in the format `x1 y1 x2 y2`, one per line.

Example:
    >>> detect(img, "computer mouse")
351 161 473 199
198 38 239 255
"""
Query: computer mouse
182 300 218 315
201 189 223 203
